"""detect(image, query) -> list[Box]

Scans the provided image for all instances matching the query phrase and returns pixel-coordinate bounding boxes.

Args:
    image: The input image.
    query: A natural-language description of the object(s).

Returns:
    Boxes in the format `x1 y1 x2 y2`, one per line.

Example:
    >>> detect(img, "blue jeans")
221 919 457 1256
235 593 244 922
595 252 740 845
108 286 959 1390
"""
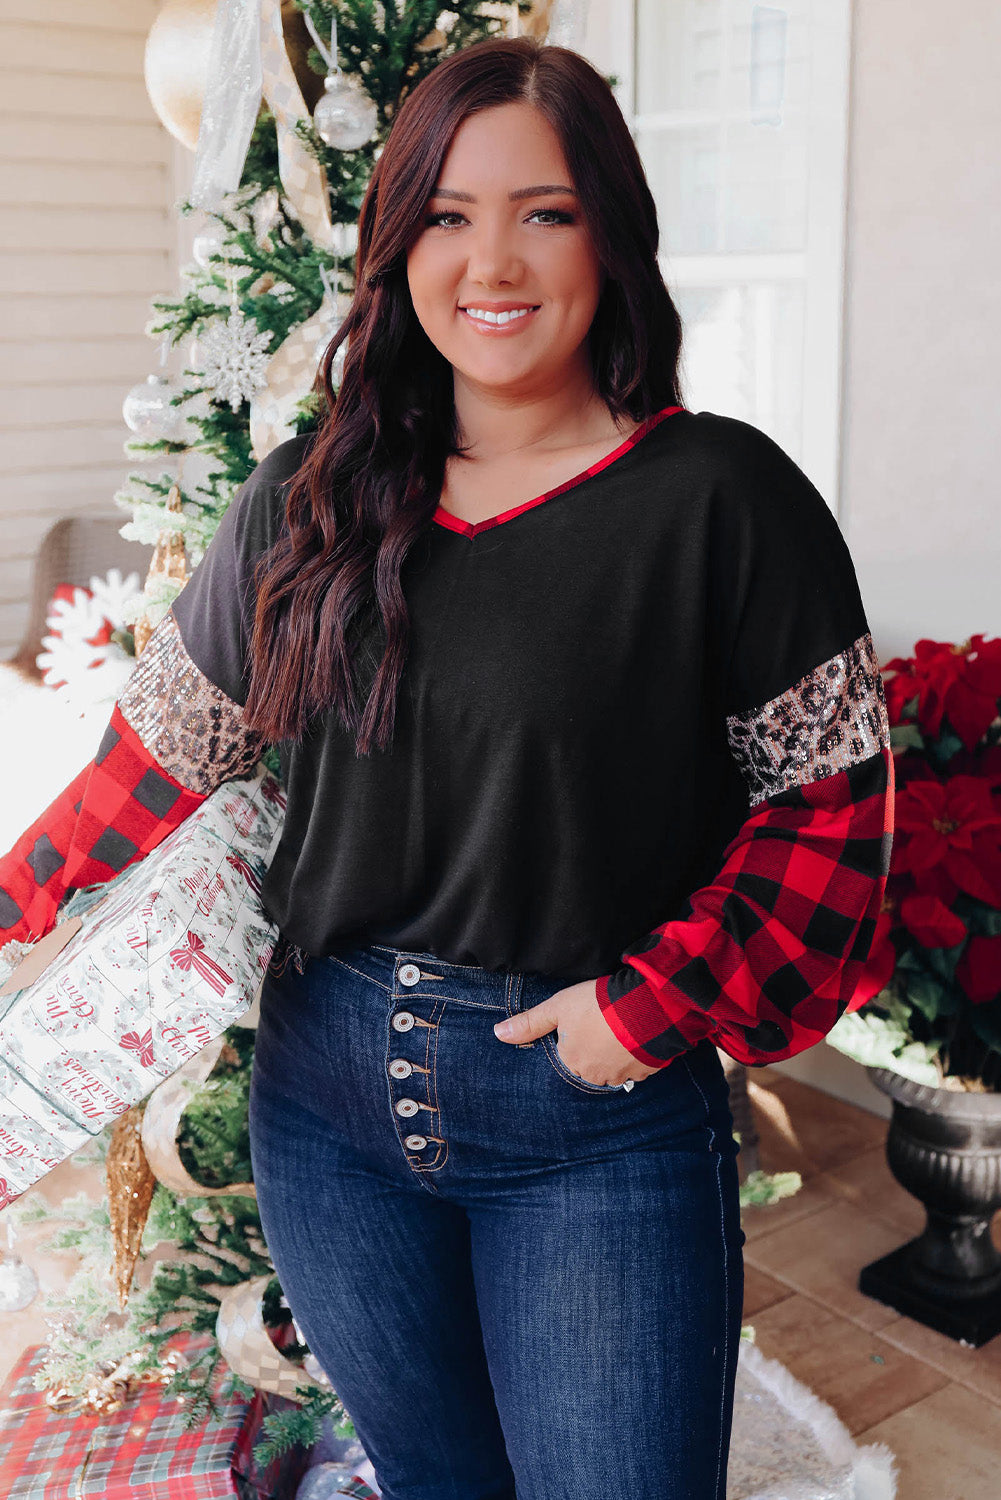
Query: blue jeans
248 940 745 1500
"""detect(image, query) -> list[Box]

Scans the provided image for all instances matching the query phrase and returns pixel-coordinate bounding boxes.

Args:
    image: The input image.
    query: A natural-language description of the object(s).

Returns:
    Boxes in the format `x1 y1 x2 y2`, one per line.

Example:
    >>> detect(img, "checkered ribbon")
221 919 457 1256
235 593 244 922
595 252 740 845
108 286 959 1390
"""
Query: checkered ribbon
215 1275 330 1401
250 289 339 459
140 1036 257 1200
250 0 337 457
260 0 332 246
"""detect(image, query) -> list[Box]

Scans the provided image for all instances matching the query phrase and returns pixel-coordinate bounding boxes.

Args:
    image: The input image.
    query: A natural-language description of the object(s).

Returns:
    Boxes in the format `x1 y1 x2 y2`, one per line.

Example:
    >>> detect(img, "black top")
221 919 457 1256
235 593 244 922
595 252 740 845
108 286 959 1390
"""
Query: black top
170 404 879 988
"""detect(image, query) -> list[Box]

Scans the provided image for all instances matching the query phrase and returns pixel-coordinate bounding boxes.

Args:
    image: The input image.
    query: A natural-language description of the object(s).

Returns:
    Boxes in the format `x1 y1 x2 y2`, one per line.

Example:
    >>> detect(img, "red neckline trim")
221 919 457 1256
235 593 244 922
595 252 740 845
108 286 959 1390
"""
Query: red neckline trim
432 404 687 538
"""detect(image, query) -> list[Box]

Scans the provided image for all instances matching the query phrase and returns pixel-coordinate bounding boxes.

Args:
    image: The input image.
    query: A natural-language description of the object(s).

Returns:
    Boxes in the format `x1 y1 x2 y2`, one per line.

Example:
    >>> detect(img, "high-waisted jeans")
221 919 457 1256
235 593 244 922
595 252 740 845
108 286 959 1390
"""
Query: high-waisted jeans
248 939 746 1500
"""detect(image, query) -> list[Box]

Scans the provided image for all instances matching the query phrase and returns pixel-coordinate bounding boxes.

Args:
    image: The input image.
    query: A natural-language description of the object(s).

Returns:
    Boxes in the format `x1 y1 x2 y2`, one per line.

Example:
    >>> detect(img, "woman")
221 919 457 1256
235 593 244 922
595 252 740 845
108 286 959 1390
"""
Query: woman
0 36 893 1500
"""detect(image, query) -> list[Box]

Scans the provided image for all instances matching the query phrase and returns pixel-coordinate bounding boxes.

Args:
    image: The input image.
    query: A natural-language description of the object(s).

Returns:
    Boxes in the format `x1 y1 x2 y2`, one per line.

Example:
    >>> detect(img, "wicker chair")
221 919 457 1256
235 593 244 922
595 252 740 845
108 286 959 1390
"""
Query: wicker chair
6 515 153 679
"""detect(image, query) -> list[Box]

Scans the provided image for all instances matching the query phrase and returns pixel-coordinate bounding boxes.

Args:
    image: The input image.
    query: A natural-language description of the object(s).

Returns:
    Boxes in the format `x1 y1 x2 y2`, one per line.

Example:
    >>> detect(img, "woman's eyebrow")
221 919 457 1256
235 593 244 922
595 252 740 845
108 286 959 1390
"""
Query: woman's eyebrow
429 184 577 202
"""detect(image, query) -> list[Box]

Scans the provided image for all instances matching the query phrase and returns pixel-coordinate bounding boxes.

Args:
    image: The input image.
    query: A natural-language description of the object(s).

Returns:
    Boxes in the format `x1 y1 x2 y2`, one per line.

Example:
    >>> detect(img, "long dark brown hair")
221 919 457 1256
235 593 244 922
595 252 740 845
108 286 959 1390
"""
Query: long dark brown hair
244 35 685 755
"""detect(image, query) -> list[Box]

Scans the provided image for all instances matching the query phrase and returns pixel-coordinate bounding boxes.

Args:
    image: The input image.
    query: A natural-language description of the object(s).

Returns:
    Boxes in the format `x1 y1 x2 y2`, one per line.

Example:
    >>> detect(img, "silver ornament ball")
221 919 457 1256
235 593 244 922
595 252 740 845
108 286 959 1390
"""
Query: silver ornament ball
313 73 378 150
122 374 184 441
0 1258 38 1313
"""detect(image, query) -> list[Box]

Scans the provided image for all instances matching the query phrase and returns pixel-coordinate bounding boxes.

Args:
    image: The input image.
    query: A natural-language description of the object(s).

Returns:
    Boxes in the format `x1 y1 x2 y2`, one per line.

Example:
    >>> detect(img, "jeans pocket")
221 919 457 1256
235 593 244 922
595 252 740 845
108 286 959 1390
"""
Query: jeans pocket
539 1030 626 1094
509 975 626 1096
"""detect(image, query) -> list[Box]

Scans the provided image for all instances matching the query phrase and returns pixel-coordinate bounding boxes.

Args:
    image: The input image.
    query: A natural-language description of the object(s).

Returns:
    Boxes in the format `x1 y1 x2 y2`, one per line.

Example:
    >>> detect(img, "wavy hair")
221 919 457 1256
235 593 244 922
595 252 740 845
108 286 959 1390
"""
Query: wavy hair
244 35 685 754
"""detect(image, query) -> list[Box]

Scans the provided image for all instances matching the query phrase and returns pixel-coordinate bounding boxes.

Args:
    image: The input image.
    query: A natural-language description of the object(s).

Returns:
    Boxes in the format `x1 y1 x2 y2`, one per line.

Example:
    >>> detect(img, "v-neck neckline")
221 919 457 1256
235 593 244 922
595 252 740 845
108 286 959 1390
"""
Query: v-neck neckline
431 404 687 539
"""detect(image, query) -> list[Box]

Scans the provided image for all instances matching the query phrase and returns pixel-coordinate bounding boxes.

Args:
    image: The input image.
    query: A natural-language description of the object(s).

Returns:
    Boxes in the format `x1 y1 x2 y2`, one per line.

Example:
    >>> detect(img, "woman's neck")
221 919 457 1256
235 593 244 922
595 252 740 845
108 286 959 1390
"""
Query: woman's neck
451 374 625 462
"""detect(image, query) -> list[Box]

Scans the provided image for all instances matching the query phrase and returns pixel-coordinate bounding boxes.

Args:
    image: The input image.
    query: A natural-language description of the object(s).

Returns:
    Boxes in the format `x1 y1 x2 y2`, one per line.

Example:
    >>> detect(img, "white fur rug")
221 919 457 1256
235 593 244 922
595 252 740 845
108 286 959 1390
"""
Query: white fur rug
729 1338 897 1498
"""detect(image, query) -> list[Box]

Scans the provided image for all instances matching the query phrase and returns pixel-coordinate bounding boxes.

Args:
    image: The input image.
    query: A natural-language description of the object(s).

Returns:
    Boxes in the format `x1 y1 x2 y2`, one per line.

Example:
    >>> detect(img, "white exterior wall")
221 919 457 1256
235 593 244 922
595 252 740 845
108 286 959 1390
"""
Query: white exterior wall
0 0 173 655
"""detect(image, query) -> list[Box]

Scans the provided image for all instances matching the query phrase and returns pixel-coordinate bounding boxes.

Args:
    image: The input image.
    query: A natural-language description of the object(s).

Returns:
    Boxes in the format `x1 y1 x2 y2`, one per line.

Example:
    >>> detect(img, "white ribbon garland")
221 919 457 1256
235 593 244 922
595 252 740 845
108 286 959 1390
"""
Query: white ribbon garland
190 0 263 212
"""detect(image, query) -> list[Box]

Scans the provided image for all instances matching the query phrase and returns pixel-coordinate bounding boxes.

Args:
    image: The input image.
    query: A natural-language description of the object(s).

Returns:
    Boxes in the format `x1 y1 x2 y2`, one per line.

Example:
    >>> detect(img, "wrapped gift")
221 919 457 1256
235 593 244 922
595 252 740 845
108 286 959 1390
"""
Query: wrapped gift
0 1331 312 1498
0 770 284 1206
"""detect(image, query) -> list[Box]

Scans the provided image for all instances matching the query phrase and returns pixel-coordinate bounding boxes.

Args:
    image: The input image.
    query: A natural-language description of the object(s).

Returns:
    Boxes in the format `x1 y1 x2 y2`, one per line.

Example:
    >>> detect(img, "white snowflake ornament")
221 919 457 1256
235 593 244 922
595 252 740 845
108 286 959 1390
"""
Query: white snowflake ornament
197 308 273 413
88 568 141 630
44 588 109 650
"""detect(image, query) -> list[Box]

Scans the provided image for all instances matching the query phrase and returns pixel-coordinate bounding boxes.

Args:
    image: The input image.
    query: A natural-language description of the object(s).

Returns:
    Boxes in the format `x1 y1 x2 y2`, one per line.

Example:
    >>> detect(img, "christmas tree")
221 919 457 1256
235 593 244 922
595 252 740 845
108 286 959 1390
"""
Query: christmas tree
8 0 568 1463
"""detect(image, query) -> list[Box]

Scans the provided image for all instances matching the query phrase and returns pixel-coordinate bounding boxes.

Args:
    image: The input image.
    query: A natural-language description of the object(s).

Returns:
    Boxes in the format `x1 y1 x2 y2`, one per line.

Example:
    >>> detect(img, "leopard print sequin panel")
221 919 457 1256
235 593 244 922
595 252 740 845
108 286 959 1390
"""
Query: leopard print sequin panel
117 610 264 795
726 631 890 807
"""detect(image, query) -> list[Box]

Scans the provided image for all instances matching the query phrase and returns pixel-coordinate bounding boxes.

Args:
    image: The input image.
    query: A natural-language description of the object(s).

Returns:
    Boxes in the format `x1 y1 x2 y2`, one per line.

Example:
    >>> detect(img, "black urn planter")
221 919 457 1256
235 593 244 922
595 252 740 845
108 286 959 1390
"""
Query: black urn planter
858 1066 1001 1346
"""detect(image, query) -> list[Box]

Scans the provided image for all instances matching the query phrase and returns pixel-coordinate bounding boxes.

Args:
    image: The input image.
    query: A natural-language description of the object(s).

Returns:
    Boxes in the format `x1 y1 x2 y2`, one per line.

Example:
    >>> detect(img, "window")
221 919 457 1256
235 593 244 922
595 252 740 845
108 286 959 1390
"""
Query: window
588 0 852 506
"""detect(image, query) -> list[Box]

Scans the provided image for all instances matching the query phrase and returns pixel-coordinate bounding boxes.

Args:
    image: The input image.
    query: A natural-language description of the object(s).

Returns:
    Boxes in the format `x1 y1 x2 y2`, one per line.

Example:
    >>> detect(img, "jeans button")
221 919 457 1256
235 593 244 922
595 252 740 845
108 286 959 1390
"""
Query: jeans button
392 1012 415 1033
404 1134 428 1150
395 1098 420 1118
389 1059 413 1079
398 963 421 987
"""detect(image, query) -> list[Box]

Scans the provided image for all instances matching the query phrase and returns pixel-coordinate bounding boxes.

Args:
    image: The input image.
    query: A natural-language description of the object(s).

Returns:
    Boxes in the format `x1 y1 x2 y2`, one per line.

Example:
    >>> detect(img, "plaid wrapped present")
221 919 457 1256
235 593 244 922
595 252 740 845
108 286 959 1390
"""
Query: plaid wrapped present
0 1331 312 1498
0 769 284 1207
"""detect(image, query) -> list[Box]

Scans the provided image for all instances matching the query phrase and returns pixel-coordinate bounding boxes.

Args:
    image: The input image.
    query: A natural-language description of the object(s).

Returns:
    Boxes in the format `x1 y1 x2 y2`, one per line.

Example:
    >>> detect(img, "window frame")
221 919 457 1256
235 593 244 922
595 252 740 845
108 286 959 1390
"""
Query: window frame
583 0 852 513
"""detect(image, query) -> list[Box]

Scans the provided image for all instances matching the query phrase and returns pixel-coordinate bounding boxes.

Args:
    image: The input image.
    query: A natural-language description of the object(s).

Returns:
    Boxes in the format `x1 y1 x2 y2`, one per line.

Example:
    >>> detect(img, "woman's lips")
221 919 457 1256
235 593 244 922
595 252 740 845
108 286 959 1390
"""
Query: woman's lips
458 306 541 335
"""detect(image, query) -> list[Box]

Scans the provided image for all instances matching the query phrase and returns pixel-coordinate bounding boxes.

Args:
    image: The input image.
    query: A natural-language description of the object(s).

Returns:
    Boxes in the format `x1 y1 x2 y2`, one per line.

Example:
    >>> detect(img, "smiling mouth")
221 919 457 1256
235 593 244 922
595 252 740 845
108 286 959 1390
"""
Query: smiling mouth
459 305 541 330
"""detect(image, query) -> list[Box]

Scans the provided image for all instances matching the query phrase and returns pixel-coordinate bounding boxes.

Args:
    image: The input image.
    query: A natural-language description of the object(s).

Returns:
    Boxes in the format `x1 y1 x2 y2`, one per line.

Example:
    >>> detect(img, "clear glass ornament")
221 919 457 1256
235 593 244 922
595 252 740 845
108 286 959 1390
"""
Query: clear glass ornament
301 1350 333 1389
192 225 226 270
122 374 184 441
313 72 378 150
0 1221 38 1313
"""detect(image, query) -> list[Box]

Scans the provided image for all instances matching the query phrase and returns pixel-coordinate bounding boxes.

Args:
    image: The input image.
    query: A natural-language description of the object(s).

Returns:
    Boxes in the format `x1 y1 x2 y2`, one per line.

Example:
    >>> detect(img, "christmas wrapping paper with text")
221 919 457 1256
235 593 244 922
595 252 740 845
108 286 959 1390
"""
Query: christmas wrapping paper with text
0 770 284 1206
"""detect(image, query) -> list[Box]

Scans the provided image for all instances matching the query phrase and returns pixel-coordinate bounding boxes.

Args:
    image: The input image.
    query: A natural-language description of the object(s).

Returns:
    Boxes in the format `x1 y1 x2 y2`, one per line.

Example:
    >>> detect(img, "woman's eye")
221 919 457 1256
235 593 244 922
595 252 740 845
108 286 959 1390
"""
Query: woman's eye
423 208 575 230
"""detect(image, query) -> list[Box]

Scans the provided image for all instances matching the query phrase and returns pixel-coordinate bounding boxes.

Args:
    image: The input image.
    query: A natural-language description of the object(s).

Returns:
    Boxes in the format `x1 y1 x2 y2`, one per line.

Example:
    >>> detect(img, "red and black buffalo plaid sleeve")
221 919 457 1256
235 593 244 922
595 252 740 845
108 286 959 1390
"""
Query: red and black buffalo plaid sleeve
595 426 895 1070
0 607 264 959
595 635 894 1069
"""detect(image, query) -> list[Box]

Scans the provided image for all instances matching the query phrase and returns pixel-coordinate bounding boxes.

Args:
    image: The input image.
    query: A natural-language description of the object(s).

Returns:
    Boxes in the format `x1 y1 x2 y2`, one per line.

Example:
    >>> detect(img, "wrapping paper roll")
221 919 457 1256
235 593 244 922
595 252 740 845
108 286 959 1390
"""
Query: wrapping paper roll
0 771 284 1206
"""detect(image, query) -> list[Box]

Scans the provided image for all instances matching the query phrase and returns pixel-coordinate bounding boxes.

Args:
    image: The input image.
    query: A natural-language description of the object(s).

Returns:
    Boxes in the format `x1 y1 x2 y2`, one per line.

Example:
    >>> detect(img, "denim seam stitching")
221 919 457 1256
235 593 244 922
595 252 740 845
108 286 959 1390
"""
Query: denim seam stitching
370 945 489 973
541 1033 622 1094
393 989 497 1008
681 1054 730 1500
414 996 448 1175
326 955 392 994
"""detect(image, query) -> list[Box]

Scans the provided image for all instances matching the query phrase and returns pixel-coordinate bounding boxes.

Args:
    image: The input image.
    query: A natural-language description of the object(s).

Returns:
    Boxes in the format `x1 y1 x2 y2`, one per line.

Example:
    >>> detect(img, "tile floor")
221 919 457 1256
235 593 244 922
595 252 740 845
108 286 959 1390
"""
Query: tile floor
2 1067 1001 1495
742 1067 1001 1498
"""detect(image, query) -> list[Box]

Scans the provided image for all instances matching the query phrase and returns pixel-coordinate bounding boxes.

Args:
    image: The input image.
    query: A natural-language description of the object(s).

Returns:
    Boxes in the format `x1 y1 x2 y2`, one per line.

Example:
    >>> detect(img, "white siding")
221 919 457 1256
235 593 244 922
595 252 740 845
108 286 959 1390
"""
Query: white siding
0 0 174 655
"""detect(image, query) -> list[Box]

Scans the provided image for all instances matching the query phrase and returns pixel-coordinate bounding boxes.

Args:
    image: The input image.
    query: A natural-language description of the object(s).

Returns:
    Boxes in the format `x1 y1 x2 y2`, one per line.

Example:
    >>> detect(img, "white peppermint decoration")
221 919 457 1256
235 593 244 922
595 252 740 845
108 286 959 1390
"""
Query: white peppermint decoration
197 308 273 412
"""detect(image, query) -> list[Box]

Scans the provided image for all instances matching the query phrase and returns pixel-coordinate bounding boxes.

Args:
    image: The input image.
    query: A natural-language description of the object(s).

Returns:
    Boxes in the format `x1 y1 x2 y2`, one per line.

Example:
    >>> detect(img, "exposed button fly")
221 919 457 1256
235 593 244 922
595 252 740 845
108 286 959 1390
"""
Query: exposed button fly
392 1012 416 1033
395 1098 420 1118
389 1059 413 1079
404 1134 428 1151
398 963 421 987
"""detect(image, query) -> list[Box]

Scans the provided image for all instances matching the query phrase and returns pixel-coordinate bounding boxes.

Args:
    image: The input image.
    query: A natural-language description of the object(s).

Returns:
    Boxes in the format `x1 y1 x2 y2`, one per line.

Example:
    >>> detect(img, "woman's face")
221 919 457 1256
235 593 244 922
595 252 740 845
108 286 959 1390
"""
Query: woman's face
405 101 606 399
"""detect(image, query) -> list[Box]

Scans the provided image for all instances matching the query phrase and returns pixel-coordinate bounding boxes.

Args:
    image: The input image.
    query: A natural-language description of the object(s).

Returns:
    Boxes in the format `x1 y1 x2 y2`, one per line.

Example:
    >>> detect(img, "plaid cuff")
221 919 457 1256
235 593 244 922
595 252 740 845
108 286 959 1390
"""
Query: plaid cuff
0 706 206 947
595 634 895 1071
596 745 894 1069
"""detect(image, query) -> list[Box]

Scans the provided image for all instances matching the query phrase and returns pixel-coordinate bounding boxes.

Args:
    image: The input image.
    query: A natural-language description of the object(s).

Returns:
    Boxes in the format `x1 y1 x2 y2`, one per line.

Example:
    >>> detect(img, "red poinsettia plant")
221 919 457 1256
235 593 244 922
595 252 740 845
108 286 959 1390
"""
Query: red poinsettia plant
827 633 1001 1090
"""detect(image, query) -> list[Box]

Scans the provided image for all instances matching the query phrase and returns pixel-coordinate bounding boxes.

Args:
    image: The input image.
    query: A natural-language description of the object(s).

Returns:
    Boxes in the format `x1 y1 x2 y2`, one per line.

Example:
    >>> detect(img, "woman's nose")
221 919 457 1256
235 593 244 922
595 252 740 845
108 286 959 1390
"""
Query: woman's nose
465 225 523 286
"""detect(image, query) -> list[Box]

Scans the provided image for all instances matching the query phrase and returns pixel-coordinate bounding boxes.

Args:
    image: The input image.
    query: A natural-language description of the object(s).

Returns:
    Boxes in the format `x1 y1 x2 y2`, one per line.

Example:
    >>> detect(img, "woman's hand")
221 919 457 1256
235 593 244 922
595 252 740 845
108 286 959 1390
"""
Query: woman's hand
492 978 662 1088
